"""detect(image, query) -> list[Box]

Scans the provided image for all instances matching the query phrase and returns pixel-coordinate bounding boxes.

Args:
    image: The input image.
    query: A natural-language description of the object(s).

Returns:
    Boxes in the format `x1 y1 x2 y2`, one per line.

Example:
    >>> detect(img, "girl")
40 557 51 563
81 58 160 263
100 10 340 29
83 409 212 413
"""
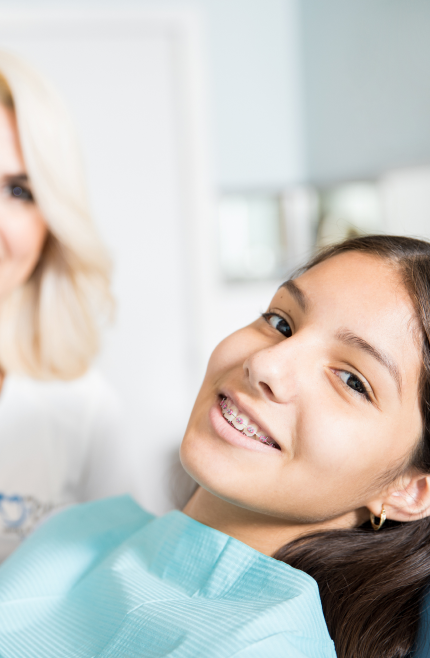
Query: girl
0 234 428 658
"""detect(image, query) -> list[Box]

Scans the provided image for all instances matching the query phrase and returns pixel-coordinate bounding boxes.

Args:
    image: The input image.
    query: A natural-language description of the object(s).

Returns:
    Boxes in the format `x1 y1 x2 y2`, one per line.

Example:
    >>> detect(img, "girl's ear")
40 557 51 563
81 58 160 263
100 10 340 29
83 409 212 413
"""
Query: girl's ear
368 472 430 523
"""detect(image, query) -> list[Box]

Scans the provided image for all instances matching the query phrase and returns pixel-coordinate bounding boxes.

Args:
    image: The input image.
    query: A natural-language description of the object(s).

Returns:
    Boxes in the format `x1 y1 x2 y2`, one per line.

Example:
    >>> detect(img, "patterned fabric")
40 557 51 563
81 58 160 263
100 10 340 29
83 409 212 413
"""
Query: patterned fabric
0 492 53 537
0 496 336 658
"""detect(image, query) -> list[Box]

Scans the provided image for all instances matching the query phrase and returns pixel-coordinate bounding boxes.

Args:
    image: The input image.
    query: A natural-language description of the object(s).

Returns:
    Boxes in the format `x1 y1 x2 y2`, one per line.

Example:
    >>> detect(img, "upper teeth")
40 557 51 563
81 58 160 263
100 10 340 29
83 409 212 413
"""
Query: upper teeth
220 397 277 447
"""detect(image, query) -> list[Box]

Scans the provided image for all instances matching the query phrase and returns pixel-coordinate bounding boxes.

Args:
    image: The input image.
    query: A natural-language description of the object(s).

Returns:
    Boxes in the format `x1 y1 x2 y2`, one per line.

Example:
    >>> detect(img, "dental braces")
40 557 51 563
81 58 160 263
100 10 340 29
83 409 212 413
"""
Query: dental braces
220 397 278 448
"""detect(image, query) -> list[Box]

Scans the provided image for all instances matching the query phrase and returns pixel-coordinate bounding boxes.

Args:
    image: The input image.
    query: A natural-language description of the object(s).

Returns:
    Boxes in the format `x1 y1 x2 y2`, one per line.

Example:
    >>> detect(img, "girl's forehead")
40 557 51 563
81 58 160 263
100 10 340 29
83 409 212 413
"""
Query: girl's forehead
294 252 409 309
300 250 396 283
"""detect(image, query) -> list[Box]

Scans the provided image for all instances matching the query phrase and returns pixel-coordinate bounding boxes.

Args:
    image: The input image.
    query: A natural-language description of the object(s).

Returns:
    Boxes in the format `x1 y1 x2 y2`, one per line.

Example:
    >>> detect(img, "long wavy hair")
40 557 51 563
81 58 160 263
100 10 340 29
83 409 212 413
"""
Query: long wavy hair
274 234 430 658
0 50 113 379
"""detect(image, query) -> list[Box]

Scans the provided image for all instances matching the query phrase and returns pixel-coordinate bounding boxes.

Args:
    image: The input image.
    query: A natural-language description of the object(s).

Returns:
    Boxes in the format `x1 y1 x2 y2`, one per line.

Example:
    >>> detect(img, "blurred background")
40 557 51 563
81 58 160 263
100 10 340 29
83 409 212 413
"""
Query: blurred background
1 0 430 514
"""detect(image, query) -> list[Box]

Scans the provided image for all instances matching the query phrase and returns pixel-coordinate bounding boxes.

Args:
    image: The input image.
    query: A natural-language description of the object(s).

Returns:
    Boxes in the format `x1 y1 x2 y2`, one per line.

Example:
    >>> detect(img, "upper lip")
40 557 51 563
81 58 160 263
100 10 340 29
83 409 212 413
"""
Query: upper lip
220 389 281 449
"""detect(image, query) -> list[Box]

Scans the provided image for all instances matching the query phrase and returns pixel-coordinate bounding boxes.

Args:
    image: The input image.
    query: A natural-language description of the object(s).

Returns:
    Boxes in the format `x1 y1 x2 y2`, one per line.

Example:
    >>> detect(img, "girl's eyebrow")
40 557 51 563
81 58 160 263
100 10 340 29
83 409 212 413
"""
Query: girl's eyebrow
336 328 402 397
280 280 308 312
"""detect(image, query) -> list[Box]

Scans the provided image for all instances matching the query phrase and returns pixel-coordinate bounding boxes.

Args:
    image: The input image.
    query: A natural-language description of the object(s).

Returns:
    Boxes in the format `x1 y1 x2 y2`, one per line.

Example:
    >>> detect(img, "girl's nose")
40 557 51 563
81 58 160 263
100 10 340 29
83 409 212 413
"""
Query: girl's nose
243 339 300 403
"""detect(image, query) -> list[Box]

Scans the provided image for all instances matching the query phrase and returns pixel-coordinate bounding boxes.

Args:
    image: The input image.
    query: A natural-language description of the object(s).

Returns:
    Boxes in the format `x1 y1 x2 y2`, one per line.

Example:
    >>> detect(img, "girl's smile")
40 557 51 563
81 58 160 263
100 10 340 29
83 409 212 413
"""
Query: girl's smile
209 396 281 454
219 396 280 448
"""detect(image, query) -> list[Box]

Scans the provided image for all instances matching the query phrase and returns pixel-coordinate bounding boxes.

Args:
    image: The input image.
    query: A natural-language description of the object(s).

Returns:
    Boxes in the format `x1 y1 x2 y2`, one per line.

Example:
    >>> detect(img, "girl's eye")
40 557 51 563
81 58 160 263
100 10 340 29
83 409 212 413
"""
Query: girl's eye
262 313 292 338
337 370 370 401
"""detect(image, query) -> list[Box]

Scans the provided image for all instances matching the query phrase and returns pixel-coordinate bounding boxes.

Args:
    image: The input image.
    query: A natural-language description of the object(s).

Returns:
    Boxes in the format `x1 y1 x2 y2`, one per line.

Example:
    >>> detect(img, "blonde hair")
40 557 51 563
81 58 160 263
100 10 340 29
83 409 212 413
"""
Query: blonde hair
0 50 113 379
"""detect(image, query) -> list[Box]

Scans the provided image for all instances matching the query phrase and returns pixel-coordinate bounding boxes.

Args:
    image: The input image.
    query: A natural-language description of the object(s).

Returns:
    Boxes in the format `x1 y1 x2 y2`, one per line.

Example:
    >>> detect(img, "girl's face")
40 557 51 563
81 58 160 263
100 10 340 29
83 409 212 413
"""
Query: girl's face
181 252 423 525
0 103 47 300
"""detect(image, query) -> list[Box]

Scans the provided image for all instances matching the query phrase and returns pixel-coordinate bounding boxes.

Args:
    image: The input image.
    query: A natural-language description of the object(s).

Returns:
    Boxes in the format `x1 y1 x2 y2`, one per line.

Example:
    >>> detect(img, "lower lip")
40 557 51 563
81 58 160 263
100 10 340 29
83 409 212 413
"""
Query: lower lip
209 402 280 454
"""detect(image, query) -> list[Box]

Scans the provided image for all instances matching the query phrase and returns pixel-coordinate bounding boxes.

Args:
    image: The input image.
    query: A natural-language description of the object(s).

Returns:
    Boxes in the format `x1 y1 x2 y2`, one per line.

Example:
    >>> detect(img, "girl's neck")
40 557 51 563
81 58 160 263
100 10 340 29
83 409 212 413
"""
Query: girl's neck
183 487 365 556
0 369 5 394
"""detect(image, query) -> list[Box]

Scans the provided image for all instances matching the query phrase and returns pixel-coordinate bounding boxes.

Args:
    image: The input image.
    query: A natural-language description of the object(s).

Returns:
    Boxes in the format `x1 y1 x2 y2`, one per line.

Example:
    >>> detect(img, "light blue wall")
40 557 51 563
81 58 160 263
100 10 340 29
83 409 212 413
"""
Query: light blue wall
192 0 303 189
299 0 430 184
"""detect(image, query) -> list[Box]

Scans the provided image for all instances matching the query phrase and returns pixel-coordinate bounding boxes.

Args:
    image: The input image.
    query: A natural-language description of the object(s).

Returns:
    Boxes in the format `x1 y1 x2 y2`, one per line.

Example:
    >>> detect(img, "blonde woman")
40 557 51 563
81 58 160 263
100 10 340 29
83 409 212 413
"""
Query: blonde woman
0 50 130 561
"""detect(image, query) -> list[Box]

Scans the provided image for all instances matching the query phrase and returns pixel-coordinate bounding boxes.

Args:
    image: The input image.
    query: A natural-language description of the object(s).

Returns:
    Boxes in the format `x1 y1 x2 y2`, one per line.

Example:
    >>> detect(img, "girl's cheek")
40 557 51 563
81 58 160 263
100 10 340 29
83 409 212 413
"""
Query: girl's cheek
297 402 361 471
206 331 251 377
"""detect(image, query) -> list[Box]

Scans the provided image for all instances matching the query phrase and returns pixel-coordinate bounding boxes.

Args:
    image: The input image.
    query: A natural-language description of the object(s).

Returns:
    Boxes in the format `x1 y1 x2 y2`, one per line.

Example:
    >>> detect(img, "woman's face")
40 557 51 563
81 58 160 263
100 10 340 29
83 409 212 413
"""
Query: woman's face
181 252 423 524
0 103 47 299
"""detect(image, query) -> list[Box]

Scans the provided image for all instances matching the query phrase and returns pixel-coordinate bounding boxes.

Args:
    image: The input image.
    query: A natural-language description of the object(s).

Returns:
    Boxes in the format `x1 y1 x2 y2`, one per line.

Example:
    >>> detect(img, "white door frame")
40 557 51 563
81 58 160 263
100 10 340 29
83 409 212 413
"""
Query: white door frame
0 7 216 383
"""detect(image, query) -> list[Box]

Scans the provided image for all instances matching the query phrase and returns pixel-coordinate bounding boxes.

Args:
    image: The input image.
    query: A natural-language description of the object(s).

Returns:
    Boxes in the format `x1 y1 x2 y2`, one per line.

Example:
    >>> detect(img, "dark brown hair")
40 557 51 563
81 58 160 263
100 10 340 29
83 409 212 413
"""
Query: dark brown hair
273 235 430 658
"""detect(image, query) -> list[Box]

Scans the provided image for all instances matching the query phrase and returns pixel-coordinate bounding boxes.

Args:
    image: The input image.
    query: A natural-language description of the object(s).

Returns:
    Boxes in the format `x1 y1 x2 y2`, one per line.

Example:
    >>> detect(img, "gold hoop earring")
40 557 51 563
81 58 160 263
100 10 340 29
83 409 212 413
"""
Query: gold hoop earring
370 506 386 531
